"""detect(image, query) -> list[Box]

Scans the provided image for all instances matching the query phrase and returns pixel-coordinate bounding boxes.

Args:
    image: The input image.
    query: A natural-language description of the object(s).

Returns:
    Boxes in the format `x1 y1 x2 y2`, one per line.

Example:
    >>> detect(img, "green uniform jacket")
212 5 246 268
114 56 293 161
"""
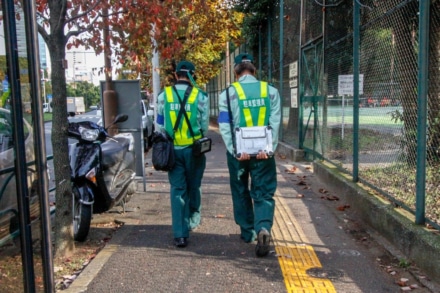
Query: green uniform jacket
156 81 209 149
218 75 281 155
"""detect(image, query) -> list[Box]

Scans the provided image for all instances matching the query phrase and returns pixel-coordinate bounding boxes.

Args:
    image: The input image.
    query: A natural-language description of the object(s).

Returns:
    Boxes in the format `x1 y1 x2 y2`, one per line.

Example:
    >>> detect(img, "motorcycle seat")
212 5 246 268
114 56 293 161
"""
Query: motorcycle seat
101 137 130 168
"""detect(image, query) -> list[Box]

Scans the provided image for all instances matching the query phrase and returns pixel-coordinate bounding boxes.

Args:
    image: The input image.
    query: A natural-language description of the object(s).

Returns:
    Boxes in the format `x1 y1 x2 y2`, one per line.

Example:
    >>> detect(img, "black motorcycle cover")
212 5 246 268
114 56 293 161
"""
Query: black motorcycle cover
151 131 175 171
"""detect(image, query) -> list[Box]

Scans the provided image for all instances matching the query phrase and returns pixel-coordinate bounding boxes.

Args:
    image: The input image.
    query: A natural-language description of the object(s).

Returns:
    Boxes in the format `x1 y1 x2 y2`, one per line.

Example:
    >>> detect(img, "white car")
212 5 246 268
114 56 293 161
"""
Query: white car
43 103 52 113
141 100 155 152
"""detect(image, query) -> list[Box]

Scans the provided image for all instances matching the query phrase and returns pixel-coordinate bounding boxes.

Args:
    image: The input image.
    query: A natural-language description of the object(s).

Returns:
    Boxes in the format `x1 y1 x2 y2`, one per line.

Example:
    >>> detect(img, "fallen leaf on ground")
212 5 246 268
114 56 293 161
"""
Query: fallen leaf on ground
297 194 304 198
215 214 226 218
318 188 328 194
336 204 350 211
397 279 408 286
285 166 297 174
297 180 307 186
426 223 435 229
325 195 340 201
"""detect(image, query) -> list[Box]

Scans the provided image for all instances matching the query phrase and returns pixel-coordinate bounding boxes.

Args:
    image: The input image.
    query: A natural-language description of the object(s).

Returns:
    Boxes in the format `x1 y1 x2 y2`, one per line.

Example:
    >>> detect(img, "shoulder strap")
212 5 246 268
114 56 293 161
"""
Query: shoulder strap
172 86 196 138
226 87 236 154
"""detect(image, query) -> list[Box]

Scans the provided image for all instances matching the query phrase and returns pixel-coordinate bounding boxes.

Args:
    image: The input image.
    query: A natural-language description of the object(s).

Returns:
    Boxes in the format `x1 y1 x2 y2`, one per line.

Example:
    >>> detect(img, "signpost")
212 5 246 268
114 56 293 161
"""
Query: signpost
289 61 298 108
337 74 364 139
338 74 364 96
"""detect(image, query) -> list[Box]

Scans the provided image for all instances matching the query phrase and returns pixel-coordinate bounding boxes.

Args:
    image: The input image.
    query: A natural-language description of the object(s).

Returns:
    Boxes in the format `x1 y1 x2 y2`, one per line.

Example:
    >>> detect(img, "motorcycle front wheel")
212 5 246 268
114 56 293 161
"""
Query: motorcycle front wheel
72 186 92 242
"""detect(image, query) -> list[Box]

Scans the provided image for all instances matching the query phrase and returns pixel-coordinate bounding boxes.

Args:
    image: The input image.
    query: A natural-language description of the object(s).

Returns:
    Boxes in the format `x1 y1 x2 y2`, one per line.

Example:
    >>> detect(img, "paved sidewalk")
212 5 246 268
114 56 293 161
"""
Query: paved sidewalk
64 127 438 293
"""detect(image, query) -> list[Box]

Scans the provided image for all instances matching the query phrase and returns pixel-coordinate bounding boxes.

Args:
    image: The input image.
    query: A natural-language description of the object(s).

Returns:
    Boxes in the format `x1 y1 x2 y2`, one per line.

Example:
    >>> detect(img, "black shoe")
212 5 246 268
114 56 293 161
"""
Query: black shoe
255 228 271 257
174 237 188 248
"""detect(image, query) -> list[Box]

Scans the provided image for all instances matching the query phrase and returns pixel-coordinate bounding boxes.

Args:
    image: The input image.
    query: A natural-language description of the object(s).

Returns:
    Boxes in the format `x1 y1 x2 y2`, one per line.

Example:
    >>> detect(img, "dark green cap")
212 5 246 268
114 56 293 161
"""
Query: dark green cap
176 61 195 74
234 53 254 65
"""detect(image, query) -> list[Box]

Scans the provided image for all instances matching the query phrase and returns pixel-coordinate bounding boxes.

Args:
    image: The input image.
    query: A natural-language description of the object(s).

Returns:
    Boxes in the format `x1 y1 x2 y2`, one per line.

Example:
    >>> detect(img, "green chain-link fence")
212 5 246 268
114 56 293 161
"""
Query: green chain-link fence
206 0 440 229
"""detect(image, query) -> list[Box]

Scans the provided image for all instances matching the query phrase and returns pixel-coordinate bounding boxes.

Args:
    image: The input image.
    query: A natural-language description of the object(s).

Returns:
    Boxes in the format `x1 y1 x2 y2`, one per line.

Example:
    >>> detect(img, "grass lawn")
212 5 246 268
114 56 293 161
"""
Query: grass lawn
22 112 52 124
43 112 52 122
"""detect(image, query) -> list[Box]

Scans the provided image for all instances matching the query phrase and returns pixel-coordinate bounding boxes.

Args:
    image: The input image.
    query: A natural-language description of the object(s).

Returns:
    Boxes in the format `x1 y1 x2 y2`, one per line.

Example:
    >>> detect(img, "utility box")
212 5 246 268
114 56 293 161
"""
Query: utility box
99 80 145 182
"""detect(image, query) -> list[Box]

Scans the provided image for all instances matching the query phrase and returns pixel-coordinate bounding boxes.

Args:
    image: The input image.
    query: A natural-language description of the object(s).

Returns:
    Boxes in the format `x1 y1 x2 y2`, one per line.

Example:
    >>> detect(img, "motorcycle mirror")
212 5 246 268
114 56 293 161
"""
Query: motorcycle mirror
105 114 128 130
113 114 128 123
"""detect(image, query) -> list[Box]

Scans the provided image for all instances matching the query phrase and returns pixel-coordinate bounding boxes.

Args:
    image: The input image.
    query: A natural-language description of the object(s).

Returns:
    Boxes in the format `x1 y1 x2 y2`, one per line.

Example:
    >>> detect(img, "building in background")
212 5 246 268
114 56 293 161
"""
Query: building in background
65 49 106 86
38 34 47 70
1 9 48 71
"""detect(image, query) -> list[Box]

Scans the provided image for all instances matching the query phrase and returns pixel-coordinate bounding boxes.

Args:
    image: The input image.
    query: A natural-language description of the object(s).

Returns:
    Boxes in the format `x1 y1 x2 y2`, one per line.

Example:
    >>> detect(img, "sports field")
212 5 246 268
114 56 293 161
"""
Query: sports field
297 105 404 134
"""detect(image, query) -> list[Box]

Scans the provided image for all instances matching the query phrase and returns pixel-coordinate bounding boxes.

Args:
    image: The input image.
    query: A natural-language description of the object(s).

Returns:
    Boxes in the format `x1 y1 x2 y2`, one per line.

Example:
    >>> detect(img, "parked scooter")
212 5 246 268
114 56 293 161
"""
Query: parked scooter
68 113 136 241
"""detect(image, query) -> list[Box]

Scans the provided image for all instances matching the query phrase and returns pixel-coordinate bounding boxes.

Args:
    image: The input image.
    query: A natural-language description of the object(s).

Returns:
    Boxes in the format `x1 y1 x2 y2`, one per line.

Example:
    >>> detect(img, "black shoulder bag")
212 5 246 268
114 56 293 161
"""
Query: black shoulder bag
151 86 190 171
151 130 175 171
172 86 212 157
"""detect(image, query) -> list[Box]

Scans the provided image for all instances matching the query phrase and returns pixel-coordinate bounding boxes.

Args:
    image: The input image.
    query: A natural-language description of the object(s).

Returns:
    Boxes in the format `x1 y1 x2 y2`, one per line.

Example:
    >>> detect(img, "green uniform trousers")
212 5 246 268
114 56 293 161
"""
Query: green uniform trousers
226 151 277 242
168 147 206 238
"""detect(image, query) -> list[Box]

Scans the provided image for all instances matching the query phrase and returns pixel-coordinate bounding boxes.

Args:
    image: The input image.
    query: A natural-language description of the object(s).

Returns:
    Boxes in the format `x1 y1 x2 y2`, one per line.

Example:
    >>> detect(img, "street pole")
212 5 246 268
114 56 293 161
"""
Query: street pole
151 24 160 129
102 7 118 136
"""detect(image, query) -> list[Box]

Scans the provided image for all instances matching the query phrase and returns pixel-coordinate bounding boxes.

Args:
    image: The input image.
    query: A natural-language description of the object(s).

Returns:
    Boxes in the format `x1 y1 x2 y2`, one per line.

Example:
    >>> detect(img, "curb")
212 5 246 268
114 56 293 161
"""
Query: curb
313 160 440 288
62 217 139 293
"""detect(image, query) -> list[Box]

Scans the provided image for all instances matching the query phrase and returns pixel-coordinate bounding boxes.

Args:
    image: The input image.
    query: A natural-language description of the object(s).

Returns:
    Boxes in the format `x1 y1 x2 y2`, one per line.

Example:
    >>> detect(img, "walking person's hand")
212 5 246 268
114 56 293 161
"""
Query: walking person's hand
236 151 268 161
256 151 268 160
237 152 250 161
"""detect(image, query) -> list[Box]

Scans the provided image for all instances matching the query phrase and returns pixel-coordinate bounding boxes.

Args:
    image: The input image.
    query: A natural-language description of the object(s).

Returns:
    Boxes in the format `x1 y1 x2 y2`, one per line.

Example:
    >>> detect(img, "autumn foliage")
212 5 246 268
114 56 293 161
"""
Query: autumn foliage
33 0 243 258
38 0 243 86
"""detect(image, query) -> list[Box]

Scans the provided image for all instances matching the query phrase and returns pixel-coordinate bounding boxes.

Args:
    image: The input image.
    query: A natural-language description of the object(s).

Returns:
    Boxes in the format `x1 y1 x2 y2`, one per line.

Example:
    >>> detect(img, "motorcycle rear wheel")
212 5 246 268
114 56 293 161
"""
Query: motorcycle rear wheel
72 186 92 242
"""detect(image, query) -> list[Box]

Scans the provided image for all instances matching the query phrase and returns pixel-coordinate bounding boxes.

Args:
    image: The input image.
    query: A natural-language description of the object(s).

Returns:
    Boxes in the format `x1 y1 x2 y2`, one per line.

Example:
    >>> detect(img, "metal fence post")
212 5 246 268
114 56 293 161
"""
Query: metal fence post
415 0 429 225
268 16 272 82
279 0 284 141
259 25 262 80
2 0 36 291
353 0 360 182
23 0 54 290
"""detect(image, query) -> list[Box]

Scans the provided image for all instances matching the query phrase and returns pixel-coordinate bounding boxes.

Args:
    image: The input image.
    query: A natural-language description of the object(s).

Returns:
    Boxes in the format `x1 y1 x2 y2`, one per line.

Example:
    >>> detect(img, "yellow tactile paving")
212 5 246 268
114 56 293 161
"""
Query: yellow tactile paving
273 192 336 293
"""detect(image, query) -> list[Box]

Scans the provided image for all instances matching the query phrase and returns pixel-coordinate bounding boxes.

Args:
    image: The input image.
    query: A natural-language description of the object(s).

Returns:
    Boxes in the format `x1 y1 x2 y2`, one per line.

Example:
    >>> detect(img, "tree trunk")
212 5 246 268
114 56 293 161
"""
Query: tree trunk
46 3 75 258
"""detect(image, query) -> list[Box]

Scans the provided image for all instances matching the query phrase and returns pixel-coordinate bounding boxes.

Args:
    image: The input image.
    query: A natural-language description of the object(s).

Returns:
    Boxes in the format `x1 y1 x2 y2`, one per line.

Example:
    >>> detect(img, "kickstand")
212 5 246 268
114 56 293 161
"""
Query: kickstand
121 200 126 214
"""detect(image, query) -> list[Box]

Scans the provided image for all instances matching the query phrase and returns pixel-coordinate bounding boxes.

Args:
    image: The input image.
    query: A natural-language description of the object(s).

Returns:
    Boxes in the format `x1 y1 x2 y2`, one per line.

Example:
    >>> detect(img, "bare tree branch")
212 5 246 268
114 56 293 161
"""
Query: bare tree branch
66 0 103 23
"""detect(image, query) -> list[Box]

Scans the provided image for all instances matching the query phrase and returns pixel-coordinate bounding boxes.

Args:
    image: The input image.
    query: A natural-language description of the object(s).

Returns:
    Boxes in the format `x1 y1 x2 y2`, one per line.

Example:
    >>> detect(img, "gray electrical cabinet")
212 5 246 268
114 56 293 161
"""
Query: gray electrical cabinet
100 80 146 190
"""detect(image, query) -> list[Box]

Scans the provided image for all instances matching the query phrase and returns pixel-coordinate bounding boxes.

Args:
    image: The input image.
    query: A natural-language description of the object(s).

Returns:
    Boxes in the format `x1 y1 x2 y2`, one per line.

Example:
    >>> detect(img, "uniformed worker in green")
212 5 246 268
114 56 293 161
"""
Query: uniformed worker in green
156 61 210 248
217 53 281 257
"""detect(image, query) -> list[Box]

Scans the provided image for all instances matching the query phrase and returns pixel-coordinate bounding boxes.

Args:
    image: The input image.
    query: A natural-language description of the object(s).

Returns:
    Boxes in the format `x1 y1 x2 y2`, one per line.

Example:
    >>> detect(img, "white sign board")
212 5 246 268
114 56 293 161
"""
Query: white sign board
289 78 298 88
289 62 298 78
338 74 364 95
291 88 298 108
